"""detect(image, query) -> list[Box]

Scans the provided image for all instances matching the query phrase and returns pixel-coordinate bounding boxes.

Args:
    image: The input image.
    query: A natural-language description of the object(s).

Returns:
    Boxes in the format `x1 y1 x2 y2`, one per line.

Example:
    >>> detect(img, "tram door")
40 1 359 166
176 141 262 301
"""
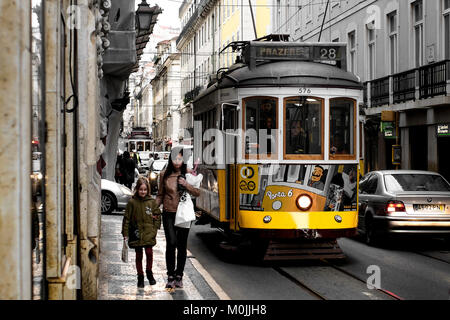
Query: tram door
222 104 239 230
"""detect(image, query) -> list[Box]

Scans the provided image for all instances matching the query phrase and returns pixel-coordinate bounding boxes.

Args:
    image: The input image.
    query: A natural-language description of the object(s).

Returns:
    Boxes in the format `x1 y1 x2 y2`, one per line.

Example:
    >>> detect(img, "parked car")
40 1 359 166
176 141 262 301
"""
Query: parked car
101 179 133 214
358 170 450 245
155 151 170 160
148 159 168 194
137 151 154 174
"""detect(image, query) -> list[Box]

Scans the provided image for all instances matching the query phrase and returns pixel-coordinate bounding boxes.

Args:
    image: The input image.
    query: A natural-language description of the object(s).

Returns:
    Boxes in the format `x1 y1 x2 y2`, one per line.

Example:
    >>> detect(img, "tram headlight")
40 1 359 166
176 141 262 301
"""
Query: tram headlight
296 194 312 211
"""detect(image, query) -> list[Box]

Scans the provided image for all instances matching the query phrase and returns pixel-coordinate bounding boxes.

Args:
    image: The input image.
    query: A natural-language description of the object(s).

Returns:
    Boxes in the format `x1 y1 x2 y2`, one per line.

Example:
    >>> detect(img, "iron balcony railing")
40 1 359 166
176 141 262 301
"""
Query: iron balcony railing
419 60 450 99
393 69 416 103
370 76 390 107
365 59 449 108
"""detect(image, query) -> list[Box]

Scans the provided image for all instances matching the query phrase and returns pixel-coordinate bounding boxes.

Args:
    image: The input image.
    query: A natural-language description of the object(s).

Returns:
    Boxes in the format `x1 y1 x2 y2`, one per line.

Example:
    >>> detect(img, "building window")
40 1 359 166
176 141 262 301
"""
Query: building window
348 31 356 74
388 11 398 74
367 25 376 80
412 0 424 67
444 0 450 59
276 0 281 31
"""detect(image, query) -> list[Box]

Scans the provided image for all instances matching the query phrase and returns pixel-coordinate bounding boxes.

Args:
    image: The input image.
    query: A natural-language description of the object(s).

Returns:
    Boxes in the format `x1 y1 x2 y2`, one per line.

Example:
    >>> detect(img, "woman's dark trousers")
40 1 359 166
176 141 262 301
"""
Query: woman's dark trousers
162 211 190 277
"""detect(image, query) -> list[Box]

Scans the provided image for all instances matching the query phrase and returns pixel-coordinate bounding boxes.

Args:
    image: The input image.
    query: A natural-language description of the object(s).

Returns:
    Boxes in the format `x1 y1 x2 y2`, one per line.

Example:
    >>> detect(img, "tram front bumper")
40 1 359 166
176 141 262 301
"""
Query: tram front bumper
238 210 358 239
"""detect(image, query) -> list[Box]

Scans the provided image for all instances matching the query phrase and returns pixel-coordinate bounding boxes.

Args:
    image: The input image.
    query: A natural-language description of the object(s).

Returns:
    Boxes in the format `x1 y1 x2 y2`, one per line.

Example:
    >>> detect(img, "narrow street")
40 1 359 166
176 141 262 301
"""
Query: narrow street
186 223 450 300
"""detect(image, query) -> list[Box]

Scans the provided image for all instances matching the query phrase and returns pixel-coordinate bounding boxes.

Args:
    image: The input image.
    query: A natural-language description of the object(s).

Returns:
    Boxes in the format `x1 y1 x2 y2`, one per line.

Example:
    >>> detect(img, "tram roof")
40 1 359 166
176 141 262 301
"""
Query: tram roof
194 60 362 103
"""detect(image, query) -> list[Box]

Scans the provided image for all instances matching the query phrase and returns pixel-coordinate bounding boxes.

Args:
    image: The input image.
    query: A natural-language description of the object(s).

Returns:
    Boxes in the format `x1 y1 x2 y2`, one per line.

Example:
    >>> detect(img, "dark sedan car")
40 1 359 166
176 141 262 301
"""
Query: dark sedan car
358 170 450 245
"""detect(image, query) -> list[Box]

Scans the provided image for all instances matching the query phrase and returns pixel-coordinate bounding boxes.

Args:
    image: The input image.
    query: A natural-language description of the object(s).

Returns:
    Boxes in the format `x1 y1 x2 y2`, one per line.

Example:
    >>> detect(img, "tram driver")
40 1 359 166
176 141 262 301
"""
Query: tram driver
287 120 307 154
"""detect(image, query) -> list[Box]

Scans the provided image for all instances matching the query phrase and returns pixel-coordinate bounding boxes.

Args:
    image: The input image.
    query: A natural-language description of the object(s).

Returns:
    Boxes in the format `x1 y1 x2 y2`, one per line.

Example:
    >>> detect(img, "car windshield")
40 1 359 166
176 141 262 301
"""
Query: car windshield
139 153 149 160
152 161 167 171
384 174 450 192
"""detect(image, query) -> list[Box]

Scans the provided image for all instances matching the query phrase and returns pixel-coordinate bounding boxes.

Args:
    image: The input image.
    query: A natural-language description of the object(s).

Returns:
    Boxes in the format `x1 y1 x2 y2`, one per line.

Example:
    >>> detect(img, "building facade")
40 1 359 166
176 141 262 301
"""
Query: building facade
289 0 450 180
176 0 277 144
0 0 160 300
151 38 182 151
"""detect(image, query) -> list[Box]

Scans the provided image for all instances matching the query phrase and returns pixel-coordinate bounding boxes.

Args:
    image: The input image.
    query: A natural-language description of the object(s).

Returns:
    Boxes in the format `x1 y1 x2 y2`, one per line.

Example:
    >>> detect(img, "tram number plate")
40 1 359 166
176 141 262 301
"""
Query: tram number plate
413 204 445 212
298 88 311 94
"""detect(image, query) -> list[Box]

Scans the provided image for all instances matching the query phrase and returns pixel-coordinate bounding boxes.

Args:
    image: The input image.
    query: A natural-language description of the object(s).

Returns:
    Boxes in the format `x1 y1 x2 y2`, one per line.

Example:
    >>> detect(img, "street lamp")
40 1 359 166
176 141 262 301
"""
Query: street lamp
136 1 161 36
167 112 172 121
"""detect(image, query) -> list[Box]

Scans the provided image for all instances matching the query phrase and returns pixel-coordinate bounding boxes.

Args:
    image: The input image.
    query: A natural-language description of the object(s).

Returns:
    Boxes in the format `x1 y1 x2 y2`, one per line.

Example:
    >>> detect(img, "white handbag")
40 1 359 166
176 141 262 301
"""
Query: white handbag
175 173 203 228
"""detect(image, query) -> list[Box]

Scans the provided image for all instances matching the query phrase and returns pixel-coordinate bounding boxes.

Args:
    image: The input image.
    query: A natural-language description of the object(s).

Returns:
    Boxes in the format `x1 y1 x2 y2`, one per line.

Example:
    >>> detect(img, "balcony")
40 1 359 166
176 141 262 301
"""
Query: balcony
364 60 450 109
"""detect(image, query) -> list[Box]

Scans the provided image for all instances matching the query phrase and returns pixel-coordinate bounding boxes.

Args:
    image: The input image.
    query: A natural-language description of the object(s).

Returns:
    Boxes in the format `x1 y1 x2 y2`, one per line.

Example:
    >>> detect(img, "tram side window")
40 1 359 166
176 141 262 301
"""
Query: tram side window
244 97 277 156
285 97 322 155
330 98 355 157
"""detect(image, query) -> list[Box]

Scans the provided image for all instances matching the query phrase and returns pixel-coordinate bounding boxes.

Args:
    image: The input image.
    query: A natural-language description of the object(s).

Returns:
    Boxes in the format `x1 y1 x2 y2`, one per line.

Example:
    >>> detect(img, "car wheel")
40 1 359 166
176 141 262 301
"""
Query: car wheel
101 191 116 215
364 215 379 246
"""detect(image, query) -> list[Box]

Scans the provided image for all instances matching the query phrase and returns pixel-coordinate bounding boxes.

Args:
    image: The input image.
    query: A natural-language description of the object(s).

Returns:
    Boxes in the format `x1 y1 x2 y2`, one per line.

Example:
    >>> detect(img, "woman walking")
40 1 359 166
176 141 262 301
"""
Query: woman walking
122 177 161 288
156 147 200 289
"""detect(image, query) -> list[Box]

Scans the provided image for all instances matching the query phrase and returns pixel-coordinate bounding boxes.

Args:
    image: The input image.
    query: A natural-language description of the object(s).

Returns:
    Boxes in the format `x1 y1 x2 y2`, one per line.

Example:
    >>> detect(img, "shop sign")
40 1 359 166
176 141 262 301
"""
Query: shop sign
437 124 450 137
381 121 396 139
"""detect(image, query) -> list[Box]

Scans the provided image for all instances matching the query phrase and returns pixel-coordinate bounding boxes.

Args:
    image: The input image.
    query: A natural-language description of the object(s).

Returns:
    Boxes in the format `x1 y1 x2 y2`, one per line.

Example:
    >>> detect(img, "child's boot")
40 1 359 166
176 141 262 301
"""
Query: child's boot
146 270 156 285
137 274 145 288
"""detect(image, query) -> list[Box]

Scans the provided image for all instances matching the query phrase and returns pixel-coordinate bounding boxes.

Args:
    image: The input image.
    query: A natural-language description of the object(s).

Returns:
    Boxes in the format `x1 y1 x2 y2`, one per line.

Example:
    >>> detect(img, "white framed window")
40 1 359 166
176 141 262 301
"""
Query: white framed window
348 31 357 74
412 0 424 67
367 25 376 80
444 0 450 59
307 0 313 21
276 0 281 31
296 0 301 25
388 11 398 74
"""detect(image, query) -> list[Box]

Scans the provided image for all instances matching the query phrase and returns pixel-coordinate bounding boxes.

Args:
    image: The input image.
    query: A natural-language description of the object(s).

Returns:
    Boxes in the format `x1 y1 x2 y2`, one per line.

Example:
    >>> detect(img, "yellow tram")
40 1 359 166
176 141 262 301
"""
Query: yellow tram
192 38 363 259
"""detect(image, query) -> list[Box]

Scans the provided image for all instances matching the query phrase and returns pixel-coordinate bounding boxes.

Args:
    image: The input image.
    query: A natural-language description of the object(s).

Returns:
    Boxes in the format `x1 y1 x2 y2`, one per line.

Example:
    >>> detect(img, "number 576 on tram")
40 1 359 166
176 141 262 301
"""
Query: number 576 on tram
191 40 363 260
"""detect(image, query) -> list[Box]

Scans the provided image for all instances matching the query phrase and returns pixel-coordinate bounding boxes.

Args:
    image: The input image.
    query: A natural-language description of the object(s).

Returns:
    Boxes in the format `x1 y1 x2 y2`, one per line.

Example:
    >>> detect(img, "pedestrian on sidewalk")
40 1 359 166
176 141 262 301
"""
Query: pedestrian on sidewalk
121 151 136 189
156 147 200 289
122 177 161 288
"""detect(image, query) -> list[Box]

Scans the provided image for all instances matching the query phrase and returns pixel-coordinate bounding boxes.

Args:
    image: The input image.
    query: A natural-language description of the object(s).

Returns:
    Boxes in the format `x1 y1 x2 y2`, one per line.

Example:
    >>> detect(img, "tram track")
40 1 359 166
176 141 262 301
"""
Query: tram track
411 250 450 265
273 266 327 300
319 258 403 300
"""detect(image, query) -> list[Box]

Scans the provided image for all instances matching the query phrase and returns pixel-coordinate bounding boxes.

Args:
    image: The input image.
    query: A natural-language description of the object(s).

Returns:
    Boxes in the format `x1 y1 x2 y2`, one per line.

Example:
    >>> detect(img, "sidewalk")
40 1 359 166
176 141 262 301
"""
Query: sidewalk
98 214 221 300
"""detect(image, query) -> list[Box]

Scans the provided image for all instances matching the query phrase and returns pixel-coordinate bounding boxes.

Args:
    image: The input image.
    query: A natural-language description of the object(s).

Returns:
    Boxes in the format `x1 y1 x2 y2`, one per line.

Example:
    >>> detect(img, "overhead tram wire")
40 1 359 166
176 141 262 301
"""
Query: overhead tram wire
318 0 331 42
165 0 342 7
274 6 302 35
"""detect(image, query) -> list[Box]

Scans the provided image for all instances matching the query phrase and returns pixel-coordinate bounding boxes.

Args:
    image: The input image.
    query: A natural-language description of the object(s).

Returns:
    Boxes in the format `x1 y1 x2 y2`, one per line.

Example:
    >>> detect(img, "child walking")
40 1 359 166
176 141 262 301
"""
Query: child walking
122 177 161 288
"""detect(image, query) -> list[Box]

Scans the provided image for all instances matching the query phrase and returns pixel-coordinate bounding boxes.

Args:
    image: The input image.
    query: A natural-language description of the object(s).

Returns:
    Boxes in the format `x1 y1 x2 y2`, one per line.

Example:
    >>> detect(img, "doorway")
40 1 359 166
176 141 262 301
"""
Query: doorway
438 136 450 181
410 126 428 171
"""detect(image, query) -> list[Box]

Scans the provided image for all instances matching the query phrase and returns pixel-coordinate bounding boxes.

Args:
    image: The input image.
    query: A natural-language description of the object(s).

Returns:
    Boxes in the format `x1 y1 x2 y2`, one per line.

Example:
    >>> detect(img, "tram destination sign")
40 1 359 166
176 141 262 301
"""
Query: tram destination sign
243 42 347 69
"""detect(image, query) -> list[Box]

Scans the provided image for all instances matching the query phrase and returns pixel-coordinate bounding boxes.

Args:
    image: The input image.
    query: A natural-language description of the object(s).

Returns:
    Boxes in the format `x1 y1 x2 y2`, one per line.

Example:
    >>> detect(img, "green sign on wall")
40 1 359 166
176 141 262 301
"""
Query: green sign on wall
381 121 396 139
437 124 450 137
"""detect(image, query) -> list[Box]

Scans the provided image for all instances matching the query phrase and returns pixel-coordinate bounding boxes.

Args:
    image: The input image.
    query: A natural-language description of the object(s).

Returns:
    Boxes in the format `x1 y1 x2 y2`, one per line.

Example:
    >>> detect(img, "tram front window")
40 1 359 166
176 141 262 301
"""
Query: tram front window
285 97 323 156
330 98 355 158
244 97 278 157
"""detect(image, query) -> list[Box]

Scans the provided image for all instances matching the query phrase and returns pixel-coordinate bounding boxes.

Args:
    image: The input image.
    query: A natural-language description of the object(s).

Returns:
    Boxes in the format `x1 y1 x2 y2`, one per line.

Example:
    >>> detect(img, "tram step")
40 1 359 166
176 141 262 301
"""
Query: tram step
263 240 345 261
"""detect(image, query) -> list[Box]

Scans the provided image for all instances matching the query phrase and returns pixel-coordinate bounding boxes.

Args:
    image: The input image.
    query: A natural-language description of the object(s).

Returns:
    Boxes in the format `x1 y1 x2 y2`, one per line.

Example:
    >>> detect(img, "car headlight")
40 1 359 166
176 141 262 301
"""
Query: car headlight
119 185 133 196
150 172 157 180
296 194 313 211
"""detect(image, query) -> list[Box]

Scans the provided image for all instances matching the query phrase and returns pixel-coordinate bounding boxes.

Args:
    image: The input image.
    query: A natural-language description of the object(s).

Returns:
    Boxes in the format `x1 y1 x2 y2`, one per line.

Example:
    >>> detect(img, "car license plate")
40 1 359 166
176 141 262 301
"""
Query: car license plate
413 204 445 212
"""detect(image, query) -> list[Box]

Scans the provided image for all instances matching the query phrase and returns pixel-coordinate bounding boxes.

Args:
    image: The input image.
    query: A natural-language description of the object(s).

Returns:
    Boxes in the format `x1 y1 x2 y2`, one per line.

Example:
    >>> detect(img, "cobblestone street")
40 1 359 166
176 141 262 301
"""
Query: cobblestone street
98 214 220 300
